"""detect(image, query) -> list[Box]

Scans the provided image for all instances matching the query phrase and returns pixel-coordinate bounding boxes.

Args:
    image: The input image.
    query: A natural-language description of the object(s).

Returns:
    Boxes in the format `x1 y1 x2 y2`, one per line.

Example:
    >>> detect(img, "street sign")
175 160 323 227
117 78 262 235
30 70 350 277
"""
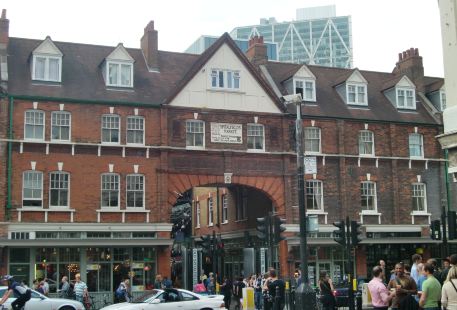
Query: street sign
304 156 317 174
260 248 266 275
192 248 198 287
224 173 232 184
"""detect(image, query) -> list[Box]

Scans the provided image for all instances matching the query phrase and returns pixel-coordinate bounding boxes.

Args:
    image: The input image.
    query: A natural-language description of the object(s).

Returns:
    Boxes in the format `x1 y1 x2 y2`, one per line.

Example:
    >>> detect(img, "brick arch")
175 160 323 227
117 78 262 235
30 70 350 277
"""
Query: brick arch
167 173 285 214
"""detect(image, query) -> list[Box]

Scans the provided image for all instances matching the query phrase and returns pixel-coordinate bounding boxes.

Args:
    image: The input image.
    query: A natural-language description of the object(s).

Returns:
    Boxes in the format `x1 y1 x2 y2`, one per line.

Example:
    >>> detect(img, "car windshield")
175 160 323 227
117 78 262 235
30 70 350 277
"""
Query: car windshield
131 290 161 303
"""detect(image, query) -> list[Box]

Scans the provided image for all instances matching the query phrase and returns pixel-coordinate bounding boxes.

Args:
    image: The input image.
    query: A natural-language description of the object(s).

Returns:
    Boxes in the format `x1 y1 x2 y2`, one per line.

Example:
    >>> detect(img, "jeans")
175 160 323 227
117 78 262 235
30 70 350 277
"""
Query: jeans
12 290 31 310
254 290 262 309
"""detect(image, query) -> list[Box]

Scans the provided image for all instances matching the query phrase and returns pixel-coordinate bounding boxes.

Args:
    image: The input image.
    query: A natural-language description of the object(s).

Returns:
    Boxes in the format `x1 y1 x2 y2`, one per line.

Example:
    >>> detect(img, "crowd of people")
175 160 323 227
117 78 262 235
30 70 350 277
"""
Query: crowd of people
367 253 457 310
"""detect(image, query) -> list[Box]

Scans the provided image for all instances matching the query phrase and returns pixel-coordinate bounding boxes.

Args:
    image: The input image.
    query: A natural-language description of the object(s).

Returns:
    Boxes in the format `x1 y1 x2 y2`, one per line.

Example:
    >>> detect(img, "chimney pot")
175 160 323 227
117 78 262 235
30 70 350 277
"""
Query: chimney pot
0 8 9 46
1 9 6 19
398 53 402 61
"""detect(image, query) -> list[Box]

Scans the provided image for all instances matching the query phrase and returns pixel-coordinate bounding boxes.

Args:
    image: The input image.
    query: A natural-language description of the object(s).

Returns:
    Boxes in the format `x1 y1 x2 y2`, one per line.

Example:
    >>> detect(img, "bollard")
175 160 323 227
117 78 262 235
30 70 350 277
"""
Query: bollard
356 292 362 310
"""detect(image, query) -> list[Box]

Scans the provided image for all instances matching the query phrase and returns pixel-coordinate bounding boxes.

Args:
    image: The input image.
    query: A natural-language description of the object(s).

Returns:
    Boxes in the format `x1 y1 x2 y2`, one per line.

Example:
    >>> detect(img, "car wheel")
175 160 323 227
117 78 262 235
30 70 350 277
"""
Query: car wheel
59 306 75 310
200 308 213 310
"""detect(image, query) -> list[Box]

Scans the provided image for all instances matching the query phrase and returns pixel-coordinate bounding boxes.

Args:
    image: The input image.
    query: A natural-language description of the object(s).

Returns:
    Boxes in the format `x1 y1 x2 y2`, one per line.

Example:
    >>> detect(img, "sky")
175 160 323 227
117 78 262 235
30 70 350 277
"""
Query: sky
2 0 444 77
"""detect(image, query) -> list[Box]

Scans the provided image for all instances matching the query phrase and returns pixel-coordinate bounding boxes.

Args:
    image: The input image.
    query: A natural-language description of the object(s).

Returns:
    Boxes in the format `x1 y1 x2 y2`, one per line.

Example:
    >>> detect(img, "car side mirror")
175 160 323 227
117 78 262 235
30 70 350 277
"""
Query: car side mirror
150 299 161 304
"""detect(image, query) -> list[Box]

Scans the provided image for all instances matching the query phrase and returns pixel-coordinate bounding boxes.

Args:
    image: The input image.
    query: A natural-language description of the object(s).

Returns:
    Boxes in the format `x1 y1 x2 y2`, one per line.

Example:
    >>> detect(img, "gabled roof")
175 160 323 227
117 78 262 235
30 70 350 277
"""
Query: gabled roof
332 68 365 87
264 61 441 125
32 36 63 57
162 33 285 111
105 43 134 62
424 79 444 94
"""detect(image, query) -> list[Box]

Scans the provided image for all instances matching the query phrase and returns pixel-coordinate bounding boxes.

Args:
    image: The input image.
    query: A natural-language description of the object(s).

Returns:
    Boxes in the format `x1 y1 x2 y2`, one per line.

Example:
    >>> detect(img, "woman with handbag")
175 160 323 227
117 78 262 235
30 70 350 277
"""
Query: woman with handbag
319 271 336 310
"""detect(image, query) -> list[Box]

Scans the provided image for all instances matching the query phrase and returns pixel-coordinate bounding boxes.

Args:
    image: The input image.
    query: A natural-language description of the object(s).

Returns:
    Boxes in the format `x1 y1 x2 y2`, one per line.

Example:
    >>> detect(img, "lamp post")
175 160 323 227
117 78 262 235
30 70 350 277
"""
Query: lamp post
283 94 316 310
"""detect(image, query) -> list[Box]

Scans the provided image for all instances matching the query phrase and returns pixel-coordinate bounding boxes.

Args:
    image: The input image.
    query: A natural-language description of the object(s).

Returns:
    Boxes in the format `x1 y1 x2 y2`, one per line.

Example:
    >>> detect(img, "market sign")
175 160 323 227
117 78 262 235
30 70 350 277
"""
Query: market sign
210 123 242 144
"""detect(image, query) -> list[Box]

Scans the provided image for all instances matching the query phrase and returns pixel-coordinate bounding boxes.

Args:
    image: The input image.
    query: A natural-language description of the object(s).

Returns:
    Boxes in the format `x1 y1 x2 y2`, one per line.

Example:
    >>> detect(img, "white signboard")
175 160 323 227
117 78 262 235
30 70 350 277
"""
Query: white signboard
304 156 317 174
211 123 243 144
192 248 198 287
224 173 232 184
260 248 266 275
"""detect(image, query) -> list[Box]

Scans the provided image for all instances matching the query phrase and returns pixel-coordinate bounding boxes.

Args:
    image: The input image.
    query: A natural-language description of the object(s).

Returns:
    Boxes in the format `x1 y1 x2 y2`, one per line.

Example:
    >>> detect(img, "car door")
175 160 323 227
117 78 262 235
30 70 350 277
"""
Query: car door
147 290 182 310
179 291 200 310
22 291 52 310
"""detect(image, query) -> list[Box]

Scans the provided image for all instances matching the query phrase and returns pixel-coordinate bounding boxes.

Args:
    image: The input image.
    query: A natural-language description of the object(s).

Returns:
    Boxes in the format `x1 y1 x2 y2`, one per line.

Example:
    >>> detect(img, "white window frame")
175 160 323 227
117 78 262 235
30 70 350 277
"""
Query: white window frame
22 171 43 208
51 111 71 142
440 91 446 111
24 110 45 141
126 116 145 146
101 173 120 209
294 78 316 102
361 181 377 212
49 171 70 208
304 127 321 154
396 88 416 109
409 133 424 158
101 114 121 145
346 83 367 105
32 54 62 82
195 201 201 228
106 61 133 88
222 194 228 224
358 130 375 156
186 120 205 149
306 180 323 211
126 174 145 209
208 197 214 226
247 123 265 151
412 183 427 213
210 69 240 90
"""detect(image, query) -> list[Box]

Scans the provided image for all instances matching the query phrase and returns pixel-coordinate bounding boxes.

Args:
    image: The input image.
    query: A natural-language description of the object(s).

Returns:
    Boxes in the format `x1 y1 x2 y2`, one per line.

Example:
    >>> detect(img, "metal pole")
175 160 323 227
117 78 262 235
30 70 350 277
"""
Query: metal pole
293 99 316 309
442 200 449 258
347 217 355 310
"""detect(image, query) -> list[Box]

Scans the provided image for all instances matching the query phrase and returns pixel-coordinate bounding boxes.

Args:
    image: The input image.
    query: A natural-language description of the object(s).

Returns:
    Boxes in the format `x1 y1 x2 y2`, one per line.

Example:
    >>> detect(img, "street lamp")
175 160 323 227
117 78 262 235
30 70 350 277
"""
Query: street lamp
283 93 317 310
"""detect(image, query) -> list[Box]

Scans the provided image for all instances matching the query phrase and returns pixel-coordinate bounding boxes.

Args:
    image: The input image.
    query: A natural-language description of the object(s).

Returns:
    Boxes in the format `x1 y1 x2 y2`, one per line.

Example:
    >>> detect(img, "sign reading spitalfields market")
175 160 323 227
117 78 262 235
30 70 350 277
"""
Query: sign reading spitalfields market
210 123 243 144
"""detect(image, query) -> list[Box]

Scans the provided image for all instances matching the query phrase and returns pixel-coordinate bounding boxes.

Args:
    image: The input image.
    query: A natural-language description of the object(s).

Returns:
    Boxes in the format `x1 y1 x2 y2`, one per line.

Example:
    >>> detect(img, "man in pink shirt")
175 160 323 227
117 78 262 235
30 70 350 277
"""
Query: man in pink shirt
368 266 396 310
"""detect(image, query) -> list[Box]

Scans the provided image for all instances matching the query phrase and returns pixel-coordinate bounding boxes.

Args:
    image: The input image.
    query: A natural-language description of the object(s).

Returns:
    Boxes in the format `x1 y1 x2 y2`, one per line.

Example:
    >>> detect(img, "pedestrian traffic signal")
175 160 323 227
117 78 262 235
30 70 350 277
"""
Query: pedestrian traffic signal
448 211 457 240
273 216 287 243
256 216 269 242
200 234 211 254
350 221 362 246
430 220 441 240
333 220 346 246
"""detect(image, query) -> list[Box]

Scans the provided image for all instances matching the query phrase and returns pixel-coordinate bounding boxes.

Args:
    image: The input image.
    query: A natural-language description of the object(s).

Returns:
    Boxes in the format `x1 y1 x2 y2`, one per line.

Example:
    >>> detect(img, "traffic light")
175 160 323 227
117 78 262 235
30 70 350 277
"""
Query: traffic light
449 211 457 240
256 216 269 242
430 220 442 240
200 234 211 254
350 221 362 246
273 216 287 243
333 220 346 246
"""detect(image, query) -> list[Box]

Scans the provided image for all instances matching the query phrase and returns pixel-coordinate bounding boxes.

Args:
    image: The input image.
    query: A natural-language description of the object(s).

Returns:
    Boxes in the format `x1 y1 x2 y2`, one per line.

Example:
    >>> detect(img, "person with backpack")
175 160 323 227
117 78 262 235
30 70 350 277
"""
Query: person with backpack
115 279 132 303
233 276 246 310
267 269 285 310
0 275 32 310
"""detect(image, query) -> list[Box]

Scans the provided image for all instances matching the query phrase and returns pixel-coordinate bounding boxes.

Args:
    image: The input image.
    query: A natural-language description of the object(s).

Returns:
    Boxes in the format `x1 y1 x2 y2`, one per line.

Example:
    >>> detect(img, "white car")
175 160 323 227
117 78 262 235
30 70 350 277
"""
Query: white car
0 286 84 310
100 288 226 310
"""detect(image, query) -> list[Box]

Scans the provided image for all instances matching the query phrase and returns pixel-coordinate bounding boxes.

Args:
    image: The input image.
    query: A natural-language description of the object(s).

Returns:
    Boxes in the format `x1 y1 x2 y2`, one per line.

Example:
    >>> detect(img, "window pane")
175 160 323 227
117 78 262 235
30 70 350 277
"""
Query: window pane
121 64 131 86
109 63 119 85
35 57 46 80
49 58 59 81
218 71 224 88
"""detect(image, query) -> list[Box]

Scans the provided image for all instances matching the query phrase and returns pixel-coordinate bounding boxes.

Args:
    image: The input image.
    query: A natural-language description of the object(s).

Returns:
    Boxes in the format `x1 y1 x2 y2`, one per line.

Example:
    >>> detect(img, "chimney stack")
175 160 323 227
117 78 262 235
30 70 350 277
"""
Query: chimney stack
393 47 424 92
141 21 159 71
246 36 268 67
0 9 9 46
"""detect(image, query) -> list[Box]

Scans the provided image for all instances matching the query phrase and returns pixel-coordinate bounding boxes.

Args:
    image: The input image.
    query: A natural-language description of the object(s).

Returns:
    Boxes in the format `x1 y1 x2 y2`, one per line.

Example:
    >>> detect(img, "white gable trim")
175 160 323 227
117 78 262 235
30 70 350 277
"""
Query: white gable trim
106 44 134 62
293 65 316 80
170 43 281 114
33 36 63 57
347 69 368 84
396 75 416 89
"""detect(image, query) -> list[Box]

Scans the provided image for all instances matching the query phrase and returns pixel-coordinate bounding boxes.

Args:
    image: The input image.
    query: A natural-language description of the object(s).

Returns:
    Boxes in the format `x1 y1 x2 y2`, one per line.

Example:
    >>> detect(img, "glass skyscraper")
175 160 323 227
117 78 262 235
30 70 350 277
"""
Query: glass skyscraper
230 6 353 68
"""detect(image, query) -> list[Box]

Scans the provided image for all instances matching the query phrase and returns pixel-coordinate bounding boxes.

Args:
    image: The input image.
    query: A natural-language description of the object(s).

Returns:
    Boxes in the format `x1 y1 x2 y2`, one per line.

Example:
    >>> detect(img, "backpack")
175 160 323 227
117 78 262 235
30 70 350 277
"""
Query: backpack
66 283 75 299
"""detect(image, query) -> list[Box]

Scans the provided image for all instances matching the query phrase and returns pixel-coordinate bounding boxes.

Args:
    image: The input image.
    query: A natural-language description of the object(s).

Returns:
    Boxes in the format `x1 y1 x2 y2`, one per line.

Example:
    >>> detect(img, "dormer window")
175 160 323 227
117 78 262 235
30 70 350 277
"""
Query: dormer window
396 88 415 109
33 55 61 82
347 84 367 105
211 69 240 90
107 61 133 87
294 79 316 101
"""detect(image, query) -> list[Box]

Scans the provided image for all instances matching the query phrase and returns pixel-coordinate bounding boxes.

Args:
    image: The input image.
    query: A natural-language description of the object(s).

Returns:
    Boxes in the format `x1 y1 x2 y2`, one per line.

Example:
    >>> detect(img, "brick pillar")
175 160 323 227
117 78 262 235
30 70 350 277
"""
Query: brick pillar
355 246 367 278
279 240 289 278
157 245 171 278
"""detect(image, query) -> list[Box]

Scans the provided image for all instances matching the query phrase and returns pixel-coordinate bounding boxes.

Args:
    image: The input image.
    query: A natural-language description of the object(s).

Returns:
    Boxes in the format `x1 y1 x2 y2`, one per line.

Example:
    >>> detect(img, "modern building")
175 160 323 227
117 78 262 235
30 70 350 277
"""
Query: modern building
230 5 353 68
0 9 453 300
185 35 278 61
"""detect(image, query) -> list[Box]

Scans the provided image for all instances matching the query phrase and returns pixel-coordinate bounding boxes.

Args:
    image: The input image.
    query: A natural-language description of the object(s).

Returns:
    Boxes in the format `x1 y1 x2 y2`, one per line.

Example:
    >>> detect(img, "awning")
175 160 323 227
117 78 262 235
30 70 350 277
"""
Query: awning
0 238 173 247
286 237 441 246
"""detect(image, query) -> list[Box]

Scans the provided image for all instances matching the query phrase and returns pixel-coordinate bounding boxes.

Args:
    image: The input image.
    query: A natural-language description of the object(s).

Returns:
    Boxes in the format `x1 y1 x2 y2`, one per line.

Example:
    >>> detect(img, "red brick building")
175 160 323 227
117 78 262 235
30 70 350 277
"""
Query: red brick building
0 10 453 294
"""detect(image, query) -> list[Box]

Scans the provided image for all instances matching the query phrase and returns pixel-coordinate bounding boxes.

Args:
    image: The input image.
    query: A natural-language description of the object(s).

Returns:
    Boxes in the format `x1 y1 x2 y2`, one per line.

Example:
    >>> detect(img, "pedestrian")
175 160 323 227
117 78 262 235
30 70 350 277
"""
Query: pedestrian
115 278 132 303
73 273 88 305
441 264 457 310
220 277 232 310
42 278 50 296
59 276 74 299
233 276 246 310
411 254 422 284
193 279 206 293
379 260 387 283
442 258 451 282
266 269 285 310
419 263 441 310
0 275 32 310
368 266 396 310
154 274 162 289
207 277 216 294
427 258 443 285
254 273 263 310
415 263 427 302
318 270 336 310
292 269 302 288
262 272 271 310
162 276 172 289
387 262 417 310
